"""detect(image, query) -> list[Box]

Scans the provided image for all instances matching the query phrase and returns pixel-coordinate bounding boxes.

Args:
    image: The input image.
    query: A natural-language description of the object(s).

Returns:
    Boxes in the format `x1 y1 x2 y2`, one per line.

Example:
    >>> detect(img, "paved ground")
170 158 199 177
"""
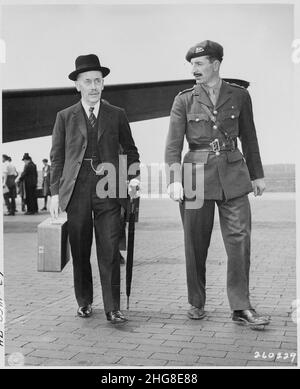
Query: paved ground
3 195 297 367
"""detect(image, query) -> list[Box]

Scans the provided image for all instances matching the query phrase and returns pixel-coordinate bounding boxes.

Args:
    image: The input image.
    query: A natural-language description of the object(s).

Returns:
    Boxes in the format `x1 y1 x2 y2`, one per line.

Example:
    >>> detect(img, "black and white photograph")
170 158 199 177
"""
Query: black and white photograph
0 0 299 371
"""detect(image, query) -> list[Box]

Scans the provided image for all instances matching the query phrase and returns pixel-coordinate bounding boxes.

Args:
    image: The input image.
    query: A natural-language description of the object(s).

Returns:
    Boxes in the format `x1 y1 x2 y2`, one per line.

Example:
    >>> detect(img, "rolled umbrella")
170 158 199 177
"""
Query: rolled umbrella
126 197 139 309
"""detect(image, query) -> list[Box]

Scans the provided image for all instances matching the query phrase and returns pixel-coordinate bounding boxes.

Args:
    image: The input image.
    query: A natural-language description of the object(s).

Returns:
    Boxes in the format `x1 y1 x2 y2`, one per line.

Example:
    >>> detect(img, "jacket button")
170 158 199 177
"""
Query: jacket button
213 110 218 115
231 115 235 119
213 125 218 130
195 118 200 122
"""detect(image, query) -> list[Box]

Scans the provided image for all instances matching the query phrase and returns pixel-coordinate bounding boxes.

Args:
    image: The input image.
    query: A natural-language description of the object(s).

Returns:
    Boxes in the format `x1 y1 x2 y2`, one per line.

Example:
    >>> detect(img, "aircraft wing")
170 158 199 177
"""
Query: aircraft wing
2 78 249 143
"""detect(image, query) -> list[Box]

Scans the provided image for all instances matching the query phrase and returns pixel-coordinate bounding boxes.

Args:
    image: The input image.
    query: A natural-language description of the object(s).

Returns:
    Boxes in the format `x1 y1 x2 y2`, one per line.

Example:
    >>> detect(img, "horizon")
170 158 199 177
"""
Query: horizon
1 3 295 167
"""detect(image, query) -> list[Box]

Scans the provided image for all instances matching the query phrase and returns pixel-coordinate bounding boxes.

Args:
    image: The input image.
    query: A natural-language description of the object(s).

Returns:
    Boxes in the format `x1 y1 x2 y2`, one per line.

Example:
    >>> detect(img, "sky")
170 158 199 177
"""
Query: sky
0 3 295 171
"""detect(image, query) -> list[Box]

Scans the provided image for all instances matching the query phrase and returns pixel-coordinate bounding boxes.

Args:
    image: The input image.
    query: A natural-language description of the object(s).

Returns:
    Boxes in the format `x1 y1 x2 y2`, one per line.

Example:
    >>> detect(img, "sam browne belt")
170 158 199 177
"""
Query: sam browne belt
189 138 237 155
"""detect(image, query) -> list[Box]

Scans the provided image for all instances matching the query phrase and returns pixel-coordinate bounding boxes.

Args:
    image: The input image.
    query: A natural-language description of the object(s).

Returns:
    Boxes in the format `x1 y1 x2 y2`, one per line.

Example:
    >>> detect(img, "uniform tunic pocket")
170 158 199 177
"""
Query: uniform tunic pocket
227 149 244 163
186 112 212 141
187 113 210 122
218 108 240 137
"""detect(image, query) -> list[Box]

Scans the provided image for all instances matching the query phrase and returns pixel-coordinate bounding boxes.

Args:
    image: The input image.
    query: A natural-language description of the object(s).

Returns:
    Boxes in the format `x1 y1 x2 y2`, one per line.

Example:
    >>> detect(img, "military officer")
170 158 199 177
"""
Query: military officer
165 40 270 327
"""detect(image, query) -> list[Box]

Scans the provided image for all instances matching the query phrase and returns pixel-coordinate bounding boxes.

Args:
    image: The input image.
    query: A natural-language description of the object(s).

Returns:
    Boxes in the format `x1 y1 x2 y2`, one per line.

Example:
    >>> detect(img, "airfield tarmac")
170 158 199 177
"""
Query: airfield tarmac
3 194 297 367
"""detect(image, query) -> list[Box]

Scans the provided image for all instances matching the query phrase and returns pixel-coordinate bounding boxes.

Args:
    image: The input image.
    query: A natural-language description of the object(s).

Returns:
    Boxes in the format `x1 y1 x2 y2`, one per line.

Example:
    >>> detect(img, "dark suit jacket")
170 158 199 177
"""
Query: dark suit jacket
50 100 140 211
165 80 264 200
19 161 38 188
42 165 51 196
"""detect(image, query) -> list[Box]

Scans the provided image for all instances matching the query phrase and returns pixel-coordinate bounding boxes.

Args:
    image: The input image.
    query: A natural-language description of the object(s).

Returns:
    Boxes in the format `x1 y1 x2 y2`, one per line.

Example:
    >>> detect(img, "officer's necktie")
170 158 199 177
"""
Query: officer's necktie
208 88 217 106
88 106 96 128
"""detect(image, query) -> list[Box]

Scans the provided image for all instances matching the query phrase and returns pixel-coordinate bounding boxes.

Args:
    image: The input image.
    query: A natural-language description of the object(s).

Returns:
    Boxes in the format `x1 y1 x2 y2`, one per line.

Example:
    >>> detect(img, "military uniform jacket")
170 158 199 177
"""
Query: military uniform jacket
165 80 264 200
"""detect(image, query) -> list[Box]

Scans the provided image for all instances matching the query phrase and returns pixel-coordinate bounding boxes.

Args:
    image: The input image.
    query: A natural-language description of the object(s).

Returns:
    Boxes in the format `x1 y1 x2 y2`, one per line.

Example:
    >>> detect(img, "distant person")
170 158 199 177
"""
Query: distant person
2 154 18 216
165 40 270 327
50 54 140 324
41 158 51 211
17 153 38 215
17 178 26 212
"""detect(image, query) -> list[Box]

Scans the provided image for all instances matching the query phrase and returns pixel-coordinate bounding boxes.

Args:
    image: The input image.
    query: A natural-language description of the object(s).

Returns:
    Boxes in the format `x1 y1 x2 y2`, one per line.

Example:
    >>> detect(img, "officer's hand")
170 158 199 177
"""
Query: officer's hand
50 195 59 219
167 182 184 202
128 178 140 199
252 178 266 197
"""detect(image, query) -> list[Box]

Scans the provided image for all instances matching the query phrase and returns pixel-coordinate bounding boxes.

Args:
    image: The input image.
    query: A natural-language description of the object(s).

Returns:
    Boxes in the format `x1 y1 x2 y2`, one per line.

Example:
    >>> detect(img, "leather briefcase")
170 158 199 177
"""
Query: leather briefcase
37 213 71 272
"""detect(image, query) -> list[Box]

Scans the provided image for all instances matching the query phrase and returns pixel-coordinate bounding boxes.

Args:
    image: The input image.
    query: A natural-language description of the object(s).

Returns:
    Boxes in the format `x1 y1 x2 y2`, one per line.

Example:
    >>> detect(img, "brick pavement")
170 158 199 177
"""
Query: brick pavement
3 195 297 367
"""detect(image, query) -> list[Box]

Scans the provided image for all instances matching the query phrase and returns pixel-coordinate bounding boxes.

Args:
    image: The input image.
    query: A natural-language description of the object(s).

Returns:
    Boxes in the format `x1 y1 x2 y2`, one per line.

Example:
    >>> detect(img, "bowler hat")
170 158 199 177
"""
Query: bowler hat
186 40 223 62
22 153 31 161
68 54 110 81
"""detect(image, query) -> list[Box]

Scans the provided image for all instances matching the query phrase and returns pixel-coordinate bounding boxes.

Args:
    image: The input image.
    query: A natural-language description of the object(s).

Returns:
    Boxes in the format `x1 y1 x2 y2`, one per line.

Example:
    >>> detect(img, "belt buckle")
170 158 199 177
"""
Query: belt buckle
210 138 221 156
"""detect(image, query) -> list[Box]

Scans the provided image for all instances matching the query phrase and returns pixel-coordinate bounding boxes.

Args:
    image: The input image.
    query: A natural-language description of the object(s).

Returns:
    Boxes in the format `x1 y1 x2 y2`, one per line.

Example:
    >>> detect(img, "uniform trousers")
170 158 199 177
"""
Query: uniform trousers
66 161 121 313
180 194 253 311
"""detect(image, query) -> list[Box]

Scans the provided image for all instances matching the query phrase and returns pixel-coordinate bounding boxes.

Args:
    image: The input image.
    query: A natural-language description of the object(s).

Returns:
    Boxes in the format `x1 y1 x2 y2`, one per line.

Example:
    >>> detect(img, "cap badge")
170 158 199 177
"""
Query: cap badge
195 47 204 53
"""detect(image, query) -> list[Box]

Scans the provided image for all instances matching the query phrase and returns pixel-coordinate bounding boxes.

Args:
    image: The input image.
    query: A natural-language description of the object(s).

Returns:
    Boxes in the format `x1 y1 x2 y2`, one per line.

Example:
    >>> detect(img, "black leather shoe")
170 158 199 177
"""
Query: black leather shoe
106 310 128 324
77 304 92 318
187 306 206 320
232 309 270 327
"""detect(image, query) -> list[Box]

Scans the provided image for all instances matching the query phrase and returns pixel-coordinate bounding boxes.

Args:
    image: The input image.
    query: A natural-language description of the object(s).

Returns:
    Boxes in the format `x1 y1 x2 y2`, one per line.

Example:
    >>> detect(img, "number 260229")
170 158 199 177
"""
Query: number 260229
254 351 297 363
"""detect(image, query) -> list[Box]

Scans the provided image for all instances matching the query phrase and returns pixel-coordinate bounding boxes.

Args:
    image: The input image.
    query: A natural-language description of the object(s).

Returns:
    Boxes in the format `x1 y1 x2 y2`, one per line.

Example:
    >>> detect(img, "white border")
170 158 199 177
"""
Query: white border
0 0 298 370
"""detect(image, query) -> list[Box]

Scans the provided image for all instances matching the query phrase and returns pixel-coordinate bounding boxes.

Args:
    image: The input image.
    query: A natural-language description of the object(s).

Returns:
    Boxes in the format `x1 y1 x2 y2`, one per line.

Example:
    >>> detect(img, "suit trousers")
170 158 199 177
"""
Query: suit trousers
25 183 38 213
66 161 121 313
4 188 16 214
180 194 253 311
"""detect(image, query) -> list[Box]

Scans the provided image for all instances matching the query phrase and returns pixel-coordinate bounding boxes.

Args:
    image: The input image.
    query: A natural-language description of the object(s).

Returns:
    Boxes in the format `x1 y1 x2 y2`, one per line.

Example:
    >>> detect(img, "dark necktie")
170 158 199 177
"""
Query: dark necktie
88 106 96 128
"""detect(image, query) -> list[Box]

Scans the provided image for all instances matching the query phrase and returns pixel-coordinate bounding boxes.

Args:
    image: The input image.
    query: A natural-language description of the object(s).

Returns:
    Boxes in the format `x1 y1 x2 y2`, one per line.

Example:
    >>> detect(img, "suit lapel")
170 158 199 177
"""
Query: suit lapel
215 81 233 109
193 84 213 108
72 102 87 140
71 100 112 142
97 100 111 142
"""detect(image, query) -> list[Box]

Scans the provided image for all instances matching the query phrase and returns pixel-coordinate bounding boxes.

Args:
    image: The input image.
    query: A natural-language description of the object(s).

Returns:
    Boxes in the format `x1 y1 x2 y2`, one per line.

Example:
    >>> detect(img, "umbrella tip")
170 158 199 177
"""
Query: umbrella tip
127 296 129 310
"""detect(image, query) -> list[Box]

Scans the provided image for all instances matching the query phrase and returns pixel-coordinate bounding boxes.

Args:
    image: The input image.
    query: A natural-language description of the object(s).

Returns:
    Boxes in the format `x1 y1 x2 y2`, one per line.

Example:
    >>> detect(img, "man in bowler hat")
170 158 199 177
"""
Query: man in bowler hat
41 158 51 211
165 40 270 327
18 153 38 215
50 54 140 324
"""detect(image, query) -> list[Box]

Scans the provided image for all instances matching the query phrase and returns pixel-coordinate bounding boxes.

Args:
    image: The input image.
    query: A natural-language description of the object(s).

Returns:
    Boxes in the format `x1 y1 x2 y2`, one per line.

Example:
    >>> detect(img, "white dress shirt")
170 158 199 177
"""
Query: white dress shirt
81 100 100 119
